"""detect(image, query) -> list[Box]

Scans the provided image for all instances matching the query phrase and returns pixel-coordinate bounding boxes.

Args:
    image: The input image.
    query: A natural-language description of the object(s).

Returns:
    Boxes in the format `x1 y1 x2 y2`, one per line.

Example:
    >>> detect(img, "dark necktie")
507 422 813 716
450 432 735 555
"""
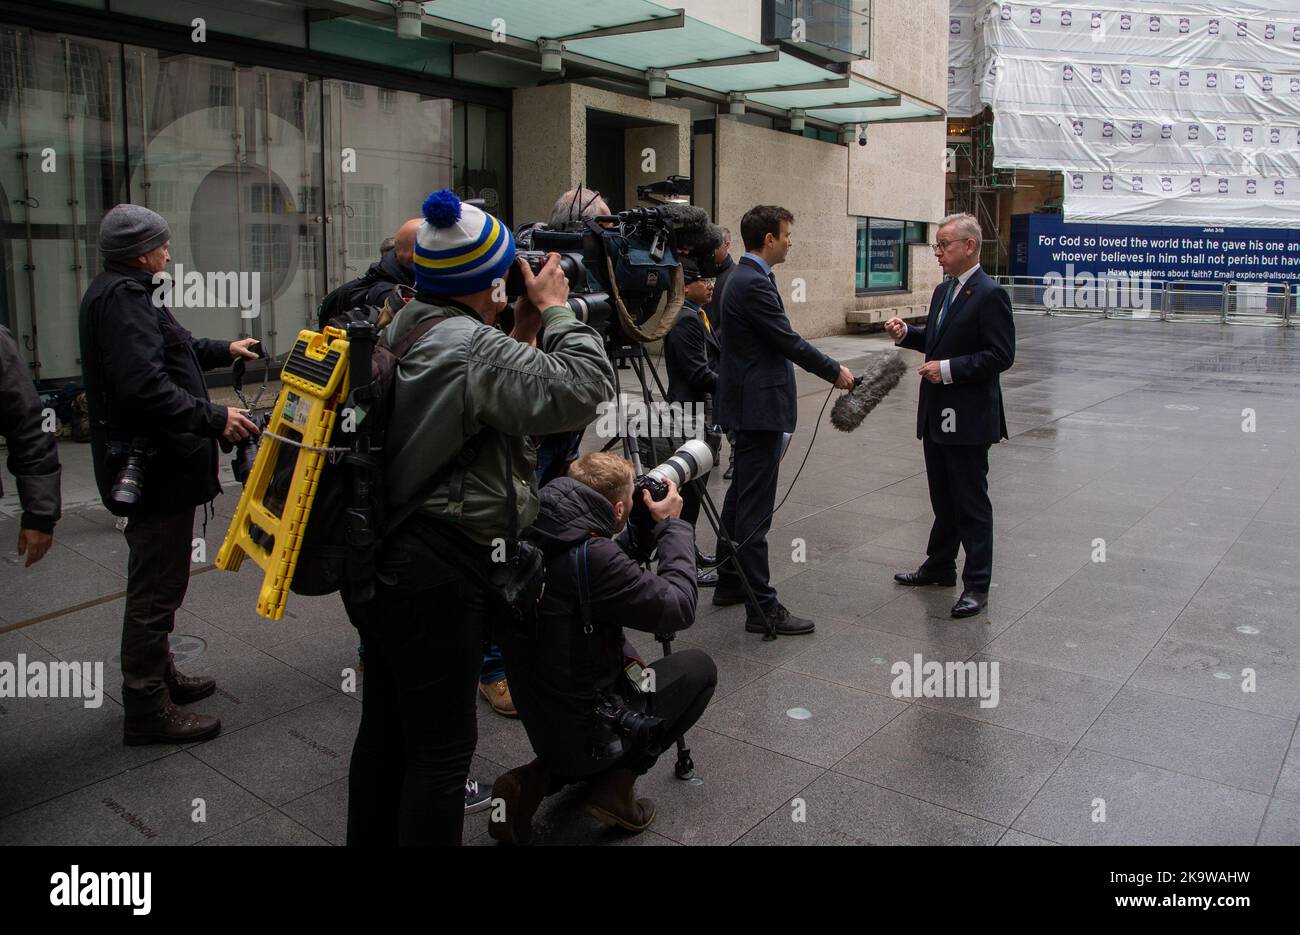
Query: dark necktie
935 278 958 331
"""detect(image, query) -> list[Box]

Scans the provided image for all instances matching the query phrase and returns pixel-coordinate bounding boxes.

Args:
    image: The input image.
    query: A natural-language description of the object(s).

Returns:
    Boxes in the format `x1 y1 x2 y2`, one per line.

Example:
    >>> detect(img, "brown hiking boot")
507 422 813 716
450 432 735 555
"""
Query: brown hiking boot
585 767 656 833
166 669 216 705
488 759 550 845
478 678 517 718
123 702 221 746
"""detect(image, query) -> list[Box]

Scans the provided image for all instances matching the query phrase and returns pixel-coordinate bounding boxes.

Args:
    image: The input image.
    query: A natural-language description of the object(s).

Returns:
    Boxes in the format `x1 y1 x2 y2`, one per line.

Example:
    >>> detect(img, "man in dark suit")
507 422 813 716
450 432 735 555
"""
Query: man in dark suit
663 258 723 587
884 213 1015 618
714 205 855 635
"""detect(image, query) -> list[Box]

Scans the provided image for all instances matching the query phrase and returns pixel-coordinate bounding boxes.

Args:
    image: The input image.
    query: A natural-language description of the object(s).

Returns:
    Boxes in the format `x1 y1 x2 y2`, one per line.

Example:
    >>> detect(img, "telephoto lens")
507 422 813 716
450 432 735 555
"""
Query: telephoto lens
645 439 714 490
630 439 715 531
110 447 148 507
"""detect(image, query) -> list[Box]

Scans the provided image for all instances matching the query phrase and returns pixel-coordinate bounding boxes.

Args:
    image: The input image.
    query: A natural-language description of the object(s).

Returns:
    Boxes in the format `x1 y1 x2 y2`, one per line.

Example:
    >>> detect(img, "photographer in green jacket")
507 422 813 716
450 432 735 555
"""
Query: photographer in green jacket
345 190 615 846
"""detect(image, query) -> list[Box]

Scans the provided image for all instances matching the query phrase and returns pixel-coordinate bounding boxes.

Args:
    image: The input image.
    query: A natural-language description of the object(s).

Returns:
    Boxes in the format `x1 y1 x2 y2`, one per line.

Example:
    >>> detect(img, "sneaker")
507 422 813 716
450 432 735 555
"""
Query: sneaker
465 778 493 814
479 678 518 718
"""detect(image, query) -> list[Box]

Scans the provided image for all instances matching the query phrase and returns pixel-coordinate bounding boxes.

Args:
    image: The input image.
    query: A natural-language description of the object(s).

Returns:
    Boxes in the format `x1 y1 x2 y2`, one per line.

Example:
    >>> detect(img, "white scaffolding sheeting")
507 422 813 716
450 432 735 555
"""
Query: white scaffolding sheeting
1065 171 1300 228
994 110 1300 176
960 0 1300 226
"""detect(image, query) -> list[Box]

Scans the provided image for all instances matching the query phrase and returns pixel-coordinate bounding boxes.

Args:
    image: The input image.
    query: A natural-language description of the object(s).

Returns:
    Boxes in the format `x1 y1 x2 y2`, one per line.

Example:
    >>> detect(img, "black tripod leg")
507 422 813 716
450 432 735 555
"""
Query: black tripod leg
636 353 769 638
698 486 776 641
655 632 695 780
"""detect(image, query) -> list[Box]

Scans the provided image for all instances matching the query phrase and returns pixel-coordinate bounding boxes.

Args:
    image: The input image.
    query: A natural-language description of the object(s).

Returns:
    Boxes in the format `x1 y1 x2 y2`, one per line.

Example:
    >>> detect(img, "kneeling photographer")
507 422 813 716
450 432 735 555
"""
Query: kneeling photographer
491 452 718 844
344 190 615 847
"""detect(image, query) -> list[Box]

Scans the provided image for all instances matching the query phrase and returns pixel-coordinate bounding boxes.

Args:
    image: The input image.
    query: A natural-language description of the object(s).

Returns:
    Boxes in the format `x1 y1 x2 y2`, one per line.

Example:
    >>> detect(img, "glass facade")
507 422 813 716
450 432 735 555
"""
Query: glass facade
856 216 907 292
0 22 503 382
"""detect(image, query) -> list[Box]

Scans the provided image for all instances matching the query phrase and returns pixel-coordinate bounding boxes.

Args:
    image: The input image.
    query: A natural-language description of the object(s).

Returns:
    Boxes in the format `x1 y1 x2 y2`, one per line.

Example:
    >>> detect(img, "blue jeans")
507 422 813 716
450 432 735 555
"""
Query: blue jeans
480 641 505 685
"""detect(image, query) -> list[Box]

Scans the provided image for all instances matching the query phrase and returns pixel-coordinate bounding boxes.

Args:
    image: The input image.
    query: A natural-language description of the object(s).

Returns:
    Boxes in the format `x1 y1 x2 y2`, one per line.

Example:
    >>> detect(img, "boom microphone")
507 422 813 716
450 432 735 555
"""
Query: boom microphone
830 351 908 432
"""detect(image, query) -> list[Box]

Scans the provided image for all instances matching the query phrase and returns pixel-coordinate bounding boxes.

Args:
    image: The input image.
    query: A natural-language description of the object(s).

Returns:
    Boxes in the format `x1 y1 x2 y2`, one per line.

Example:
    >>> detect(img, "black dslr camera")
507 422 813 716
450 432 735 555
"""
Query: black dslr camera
109 438 154 508
629 439 715 535
590 682 666 762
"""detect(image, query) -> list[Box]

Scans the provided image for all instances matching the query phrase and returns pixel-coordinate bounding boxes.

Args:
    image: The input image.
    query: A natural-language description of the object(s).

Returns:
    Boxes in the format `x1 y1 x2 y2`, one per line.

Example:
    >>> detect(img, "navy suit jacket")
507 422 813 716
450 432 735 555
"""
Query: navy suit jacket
715 257 839 433
898 267 1015 445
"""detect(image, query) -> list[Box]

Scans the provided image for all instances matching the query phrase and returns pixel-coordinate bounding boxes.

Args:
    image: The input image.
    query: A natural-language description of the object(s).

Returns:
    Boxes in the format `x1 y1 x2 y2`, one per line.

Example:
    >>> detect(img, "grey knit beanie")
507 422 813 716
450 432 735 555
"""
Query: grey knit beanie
99 204 171 260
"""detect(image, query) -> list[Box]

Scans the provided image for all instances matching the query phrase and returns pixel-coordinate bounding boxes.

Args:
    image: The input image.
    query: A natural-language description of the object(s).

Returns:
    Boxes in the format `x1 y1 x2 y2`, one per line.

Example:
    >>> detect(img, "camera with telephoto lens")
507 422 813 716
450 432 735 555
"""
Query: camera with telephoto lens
109 438 154 507
630 439 714 533
590 686 666 762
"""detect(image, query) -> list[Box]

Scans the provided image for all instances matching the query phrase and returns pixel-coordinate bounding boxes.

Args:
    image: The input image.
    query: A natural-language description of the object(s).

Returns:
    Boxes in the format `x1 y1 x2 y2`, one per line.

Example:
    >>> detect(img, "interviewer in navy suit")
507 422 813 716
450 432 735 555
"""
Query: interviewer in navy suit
883 213 1015 618
714 205 855 635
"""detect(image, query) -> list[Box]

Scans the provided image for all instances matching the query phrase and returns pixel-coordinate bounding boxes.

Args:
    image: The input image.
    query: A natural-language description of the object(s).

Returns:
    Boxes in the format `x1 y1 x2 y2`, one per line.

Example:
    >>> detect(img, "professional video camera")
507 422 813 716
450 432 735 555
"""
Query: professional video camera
506 178 724 350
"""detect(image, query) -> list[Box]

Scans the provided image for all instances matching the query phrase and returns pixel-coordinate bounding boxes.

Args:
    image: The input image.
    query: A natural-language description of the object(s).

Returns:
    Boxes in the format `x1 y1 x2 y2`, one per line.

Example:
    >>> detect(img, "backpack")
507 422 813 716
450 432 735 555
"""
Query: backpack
286 314 486 600
316 266 389 331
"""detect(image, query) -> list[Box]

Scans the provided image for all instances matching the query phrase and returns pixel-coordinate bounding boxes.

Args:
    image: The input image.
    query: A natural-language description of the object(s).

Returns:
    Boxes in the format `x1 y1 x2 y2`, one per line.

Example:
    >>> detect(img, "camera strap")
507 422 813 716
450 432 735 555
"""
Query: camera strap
574 539 593 634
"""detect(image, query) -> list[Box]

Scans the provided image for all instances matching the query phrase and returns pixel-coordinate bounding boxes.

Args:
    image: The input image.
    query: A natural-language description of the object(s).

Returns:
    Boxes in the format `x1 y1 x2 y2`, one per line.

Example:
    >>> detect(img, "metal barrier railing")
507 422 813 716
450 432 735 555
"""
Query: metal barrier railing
1224 283 1290 326
997 275 1295 326
1162 281 1224 323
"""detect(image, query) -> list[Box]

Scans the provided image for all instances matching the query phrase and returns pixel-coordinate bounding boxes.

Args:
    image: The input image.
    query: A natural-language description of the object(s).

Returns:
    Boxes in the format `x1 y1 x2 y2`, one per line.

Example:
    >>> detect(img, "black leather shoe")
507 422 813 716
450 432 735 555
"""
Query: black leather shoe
695 550 717 568
123 702 221 746
723 465 734 480
746 604 815 635
950 590 989 618
166 670 216 705
712 588 747 607
894 568 957 587
696 568 719 587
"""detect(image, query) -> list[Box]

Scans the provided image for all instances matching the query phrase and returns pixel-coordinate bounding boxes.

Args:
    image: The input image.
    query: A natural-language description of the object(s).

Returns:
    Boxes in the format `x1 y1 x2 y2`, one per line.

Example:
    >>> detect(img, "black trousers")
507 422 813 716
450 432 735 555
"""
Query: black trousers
121 508 195 716
540 648 717 782
616 648 717 775
344 519 490 846
920 436 994 591
715 430 783 613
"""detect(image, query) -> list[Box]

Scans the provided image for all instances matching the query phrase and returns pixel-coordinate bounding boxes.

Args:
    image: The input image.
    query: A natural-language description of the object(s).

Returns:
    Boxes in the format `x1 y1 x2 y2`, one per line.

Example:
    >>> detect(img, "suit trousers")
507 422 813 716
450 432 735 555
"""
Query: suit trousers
121 508 195 716
920 435 993 591
715 429 783 613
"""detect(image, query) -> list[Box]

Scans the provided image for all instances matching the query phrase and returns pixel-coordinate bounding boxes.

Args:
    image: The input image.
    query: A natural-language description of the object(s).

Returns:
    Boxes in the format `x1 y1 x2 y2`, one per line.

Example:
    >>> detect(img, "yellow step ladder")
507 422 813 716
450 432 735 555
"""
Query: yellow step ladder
215 326 350 620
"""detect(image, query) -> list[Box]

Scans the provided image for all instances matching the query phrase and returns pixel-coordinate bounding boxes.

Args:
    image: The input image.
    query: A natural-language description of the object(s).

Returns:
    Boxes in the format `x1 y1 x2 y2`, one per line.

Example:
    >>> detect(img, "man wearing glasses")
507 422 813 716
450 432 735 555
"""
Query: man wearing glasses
883 213 1015 619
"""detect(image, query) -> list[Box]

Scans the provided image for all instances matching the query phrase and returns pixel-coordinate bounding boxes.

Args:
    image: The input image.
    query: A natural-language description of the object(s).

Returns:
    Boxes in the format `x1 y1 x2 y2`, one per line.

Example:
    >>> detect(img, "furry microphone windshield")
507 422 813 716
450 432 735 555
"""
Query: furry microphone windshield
830 351 909 432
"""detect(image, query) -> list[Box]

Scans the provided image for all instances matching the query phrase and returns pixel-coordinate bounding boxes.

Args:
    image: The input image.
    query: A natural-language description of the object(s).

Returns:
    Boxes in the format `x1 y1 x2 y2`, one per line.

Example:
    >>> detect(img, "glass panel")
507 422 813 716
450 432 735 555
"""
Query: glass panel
765 0 872 61
867 217 904 290
321 82 453 290
124 48 324 360
905 220 927 244
453 101 507 219
854 217 868 292
309 16 452 78
0 29 126 381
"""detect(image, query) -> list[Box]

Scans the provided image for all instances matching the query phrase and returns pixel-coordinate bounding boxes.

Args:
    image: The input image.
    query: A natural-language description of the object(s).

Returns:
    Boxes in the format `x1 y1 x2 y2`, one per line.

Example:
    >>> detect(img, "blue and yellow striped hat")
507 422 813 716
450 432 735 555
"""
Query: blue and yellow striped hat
413 189 516 296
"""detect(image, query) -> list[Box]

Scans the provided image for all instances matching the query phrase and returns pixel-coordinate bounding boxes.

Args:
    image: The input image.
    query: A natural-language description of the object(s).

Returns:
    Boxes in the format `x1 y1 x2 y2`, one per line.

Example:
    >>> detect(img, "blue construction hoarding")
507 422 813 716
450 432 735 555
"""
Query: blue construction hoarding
1011 214 1300 285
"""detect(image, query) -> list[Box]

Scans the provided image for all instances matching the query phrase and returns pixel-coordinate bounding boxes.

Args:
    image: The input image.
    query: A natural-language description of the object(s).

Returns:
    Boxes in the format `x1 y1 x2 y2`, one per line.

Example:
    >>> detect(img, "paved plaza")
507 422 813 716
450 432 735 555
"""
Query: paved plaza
1 315 1298 846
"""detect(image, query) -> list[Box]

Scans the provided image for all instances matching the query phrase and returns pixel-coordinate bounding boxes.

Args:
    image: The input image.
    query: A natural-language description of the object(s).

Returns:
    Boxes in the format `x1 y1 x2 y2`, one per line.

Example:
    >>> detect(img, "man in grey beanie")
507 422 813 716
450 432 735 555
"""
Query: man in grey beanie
79 203 260 746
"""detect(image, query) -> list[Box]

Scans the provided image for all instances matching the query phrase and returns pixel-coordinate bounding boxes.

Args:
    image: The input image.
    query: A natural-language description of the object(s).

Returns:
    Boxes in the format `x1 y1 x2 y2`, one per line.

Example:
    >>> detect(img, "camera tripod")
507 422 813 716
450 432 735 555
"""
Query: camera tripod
600 341 771 780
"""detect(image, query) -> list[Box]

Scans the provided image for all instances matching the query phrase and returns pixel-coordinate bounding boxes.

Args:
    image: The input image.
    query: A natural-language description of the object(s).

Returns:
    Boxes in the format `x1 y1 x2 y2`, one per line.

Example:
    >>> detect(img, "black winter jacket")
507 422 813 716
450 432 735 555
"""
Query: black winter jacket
78 262 231 516
496 476 697 776
0 325 61 532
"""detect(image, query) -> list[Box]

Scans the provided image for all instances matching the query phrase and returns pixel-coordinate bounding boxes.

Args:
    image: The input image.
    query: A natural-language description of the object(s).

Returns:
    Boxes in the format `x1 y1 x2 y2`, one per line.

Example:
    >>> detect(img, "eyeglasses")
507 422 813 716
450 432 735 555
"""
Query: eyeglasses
931 238 975 251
